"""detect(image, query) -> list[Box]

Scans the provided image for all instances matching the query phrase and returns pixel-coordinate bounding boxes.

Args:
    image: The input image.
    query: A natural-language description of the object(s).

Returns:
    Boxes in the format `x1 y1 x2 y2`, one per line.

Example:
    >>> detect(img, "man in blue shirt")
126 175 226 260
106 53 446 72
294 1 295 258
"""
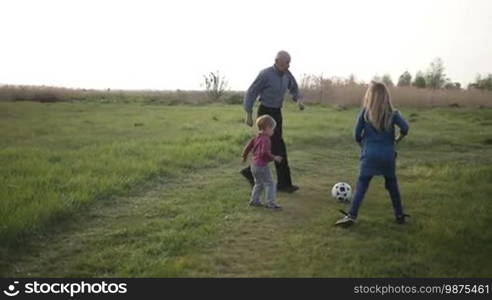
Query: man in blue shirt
241 50 305 193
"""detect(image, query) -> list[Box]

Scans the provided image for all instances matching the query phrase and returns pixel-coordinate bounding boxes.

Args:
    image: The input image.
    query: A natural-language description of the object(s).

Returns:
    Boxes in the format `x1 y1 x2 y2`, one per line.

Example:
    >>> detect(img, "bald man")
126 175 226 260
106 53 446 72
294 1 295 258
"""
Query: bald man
240 50 305 193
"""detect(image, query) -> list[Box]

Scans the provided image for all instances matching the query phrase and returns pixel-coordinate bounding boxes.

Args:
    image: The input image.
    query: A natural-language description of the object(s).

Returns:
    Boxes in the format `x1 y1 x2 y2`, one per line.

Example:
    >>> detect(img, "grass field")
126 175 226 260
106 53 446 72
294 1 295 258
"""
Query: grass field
1 100 491 277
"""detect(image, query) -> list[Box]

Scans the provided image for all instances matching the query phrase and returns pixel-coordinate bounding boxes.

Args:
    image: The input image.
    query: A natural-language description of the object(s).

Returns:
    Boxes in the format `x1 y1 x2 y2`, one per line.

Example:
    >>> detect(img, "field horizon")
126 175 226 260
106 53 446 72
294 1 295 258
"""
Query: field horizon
1 82 492 109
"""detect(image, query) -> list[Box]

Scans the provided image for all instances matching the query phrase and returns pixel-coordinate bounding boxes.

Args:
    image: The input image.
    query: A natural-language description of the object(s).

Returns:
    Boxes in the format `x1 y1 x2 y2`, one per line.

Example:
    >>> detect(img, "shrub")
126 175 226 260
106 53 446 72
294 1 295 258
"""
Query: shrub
202 71 228 101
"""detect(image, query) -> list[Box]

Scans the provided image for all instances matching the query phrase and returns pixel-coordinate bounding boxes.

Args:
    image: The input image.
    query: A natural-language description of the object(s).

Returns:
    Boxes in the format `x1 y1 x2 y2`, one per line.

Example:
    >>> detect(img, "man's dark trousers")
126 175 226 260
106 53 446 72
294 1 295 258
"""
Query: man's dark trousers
242 104 293 188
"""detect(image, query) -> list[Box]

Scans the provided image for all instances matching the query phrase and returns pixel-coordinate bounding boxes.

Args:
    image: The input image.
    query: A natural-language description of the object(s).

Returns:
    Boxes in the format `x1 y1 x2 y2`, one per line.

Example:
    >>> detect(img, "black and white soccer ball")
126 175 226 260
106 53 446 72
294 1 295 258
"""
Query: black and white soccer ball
331 182 352 204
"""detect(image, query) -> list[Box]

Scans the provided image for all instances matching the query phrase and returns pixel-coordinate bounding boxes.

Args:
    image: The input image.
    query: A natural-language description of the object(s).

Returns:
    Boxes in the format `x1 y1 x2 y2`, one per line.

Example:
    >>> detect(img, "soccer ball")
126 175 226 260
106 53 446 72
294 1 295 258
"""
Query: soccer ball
331 182 352 203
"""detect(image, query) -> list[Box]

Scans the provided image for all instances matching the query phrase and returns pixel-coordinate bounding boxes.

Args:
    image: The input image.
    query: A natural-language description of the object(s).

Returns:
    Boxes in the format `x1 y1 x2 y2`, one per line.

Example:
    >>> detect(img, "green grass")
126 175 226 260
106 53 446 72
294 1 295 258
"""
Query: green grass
0 101 491 277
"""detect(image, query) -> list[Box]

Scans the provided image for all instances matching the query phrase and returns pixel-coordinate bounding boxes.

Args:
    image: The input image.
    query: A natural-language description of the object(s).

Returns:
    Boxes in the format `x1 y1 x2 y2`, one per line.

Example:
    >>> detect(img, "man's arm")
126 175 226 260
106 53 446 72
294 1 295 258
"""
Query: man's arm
287 71 304 110
244 71 267 114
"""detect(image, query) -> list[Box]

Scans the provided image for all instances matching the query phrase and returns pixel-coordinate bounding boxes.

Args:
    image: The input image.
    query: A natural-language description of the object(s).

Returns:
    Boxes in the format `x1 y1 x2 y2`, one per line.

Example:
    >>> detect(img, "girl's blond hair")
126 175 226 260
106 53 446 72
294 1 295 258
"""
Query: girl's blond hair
256 114 276 130
362 81 394 131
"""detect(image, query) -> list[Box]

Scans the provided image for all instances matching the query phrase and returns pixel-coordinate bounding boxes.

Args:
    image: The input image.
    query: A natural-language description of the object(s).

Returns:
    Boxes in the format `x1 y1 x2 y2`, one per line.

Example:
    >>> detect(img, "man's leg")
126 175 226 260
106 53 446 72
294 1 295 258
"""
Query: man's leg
240 166 254 187
258 106 299 192
256 105 296 191
268 109 296 191
273 137 293 188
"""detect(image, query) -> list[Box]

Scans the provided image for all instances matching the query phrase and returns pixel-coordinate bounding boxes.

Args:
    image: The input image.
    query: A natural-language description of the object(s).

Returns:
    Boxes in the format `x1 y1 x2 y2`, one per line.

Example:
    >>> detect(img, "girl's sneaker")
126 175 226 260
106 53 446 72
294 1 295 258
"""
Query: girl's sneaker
335 210 355 227
396 214 410 224
335 215 356 227
265 203 282 210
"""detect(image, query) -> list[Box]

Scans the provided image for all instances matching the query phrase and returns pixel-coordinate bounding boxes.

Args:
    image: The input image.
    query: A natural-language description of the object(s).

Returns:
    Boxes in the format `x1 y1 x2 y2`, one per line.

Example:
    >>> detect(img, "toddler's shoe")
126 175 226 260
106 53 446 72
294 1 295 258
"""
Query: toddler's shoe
265 203 282 210
249 201 263 207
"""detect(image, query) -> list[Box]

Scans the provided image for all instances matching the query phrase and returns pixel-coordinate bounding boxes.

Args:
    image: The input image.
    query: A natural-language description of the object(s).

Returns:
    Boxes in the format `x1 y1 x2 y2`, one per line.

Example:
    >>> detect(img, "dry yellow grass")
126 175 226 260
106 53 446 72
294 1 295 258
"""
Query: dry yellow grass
301 84 492 108
0 84 212 105
1 83 491 107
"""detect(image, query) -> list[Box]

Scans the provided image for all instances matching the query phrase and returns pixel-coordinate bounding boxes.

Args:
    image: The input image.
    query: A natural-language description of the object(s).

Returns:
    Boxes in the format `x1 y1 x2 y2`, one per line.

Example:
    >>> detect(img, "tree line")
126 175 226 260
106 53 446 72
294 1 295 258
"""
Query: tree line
201 57 492 101
378 58 491 91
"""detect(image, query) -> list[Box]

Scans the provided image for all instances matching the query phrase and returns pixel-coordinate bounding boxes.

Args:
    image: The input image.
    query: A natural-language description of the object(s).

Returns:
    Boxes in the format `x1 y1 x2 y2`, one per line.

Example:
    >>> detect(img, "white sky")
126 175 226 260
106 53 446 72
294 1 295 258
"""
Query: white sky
1 0 491 90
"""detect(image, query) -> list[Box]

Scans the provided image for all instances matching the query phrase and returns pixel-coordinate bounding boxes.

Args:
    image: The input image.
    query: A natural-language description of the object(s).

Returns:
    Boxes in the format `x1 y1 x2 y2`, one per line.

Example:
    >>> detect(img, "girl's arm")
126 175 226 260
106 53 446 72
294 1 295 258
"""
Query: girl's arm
354 109 365 146
393 111 409 143
395 134 405 143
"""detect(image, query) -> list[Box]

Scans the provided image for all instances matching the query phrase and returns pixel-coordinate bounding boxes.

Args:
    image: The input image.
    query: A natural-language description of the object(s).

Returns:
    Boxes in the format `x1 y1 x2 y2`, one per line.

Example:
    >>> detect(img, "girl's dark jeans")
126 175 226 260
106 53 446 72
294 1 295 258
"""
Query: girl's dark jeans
349 175 404 218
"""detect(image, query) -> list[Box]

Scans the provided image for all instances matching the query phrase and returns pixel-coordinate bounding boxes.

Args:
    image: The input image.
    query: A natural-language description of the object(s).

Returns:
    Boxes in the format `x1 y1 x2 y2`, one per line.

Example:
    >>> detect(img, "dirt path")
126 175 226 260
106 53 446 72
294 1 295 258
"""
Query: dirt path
188 149 342 277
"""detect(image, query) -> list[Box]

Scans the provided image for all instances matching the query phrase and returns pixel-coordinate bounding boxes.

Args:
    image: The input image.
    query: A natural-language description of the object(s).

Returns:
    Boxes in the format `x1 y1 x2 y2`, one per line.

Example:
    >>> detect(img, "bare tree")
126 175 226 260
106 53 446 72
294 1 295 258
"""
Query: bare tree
203 71 228 100
301 73 332 103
